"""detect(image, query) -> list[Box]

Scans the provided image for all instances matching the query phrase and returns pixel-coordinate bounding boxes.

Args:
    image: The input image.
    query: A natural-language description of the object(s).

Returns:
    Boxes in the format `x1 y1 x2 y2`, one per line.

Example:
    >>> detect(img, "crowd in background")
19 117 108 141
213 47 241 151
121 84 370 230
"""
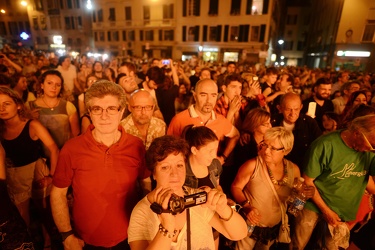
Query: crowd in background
0 46 375 250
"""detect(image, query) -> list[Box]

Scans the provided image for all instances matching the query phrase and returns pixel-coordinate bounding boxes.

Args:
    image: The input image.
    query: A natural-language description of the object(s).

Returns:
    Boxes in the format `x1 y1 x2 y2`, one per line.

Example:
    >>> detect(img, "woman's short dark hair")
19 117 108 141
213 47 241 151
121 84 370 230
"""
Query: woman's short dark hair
182 125 218 150
146 135 189 172
146 66 165 85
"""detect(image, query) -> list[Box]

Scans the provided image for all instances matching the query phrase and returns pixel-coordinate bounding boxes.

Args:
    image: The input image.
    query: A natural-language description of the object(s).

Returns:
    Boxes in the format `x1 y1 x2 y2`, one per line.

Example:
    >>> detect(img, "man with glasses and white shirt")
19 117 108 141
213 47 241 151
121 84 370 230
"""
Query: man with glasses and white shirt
50 80 151 250
120 89 166 149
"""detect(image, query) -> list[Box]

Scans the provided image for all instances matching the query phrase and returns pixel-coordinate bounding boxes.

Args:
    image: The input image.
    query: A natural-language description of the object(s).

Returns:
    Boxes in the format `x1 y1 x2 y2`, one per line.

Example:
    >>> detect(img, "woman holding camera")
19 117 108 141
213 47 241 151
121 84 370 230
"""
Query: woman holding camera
128 135 247 250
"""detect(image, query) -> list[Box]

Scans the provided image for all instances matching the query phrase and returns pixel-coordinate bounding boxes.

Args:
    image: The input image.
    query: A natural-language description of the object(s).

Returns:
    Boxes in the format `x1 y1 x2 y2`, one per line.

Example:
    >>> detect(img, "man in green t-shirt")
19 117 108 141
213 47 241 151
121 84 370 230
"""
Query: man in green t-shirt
291 114 375 250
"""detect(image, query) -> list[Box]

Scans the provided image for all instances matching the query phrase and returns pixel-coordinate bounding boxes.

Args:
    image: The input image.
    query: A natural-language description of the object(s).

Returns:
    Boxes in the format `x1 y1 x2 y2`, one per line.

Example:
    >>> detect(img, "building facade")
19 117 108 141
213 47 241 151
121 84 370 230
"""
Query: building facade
25 0 92 54
90 0 277 64
0 0 33 49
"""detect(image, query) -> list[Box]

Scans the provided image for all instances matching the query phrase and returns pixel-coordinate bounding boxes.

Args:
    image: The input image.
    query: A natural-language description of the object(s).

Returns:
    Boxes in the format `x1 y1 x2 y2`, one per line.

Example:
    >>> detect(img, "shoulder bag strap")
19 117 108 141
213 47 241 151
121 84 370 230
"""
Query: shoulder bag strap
258 156 287 224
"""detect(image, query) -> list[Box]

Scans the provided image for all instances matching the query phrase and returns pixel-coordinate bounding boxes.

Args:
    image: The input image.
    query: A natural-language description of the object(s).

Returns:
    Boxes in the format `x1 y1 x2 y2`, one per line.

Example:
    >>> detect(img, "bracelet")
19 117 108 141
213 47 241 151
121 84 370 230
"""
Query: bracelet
221 154 228 161
60 229 74 242
218 206 234 221
240 200 250 207
159 224 177 238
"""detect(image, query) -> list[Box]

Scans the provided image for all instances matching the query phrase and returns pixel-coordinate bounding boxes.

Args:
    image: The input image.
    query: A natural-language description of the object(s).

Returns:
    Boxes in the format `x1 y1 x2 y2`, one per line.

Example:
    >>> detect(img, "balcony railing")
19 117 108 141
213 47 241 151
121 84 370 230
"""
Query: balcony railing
91 18 176 29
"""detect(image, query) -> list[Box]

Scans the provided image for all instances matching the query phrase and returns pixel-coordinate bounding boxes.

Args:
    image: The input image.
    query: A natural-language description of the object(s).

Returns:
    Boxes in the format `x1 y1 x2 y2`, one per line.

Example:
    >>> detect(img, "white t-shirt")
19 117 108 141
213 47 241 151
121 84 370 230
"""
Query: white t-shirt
128 191 215 250
57 64 77 92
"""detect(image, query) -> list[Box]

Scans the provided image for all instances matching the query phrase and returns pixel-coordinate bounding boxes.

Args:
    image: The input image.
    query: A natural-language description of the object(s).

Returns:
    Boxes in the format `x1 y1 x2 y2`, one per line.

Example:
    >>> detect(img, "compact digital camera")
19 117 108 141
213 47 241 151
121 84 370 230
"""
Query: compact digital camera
150 191 207 215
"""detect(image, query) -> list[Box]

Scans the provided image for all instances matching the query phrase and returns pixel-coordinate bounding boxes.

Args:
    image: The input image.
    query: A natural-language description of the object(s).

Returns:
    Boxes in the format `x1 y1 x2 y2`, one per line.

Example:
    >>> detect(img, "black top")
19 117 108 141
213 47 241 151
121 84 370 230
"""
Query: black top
2 120 41 167
301 97 334 131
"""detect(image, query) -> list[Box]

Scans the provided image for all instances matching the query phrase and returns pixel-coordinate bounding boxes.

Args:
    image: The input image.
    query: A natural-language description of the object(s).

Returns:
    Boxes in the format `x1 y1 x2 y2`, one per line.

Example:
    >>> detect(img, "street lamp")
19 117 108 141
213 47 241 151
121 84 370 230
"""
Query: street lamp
20 1 28 7
0 9 5 14
278 39 284 45
86 0 93 10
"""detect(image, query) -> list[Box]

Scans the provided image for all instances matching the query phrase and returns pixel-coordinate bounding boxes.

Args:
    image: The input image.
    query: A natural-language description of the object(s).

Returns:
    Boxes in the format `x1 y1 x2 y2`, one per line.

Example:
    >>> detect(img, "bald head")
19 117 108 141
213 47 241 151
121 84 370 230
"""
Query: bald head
194 79 218 115
129 89 155 106
278 92 303 125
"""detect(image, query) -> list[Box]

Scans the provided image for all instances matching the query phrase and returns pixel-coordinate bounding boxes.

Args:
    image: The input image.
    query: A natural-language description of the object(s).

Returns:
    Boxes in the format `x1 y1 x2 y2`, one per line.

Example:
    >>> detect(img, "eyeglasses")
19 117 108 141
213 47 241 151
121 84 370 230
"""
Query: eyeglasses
89 106 120 115
259 141 284 152
131 105 154 111
361 132 375 153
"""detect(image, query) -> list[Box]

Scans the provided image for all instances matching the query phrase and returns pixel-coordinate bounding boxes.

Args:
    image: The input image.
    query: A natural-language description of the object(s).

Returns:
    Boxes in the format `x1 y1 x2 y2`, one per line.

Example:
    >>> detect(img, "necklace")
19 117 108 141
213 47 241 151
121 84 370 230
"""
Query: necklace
266 159 288 186
42 97 60 111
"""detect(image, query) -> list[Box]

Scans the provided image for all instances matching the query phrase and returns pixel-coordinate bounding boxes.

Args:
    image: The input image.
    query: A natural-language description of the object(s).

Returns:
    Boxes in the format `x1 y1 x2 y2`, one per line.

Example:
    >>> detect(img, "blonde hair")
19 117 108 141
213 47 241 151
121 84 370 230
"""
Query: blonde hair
263 126 294 154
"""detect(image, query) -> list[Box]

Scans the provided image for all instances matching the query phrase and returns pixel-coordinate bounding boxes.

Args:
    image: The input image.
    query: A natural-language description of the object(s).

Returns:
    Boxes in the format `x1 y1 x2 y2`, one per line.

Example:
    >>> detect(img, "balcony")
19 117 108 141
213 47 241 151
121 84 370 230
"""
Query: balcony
91 18 176 30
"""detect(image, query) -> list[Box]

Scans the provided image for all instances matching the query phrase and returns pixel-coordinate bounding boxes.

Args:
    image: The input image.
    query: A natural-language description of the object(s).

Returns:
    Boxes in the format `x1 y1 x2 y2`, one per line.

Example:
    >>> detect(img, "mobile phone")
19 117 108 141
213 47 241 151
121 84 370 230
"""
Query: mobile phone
253 76 259 81
162 59 170 65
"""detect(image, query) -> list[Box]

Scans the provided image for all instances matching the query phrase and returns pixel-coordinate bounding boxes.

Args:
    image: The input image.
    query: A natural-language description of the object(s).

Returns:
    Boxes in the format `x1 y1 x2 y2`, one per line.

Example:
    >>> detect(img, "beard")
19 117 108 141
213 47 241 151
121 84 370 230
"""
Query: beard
315 92 330 100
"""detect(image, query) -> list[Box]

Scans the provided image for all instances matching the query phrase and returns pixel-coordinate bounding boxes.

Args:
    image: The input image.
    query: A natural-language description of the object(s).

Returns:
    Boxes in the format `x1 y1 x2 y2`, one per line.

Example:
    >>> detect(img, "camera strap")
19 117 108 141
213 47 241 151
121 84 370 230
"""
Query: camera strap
186 208 191 250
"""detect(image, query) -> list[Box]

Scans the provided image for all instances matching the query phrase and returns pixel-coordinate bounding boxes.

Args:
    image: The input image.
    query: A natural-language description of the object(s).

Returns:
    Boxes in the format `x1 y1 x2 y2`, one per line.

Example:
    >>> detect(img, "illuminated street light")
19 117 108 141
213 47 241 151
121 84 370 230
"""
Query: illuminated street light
86 0 93 9
0 9 5 14
280 56 285 60
20 1 28 7
278 39 284 45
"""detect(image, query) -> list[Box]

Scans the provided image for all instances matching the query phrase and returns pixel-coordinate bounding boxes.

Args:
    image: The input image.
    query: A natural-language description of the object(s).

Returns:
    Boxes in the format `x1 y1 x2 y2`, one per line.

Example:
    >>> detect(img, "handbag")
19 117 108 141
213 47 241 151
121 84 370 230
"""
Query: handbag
259 157 291 243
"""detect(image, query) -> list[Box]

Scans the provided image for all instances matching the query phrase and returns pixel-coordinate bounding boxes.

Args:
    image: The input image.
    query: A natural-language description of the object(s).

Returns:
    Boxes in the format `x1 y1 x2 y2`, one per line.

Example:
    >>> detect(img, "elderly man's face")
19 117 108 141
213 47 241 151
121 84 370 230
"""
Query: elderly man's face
129 92 154 126
279 96 302 125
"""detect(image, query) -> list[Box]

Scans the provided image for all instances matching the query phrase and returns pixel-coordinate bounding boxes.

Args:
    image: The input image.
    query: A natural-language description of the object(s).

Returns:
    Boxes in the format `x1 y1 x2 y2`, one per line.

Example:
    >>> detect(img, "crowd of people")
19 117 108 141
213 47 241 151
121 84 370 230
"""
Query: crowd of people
0 48 375 250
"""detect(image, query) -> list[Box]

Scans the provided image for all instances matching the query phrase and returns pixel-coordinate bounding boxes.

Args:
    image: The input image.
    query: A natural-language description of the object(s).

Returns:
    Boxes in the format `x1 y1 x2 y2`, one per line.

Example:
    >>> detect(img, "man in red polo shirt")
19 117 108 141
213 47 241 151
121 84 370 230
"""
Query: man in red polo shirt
168 78 239 164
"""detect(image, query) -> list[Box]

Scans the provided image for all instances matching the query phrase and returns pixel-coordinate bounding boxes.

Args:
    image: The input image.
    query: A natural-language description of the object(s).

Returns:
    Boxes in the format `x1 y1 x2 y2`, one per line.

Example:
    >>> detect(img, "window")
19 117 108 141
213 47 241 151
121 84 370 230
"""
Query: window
36 37 42 44
164 30 174 41
107 31 111 41
246 0 264 15
75 0 80 8
47 0 59 9
92 10 96 22
94 32 98 41
362 20 375 42
34 0 44 10
182 0 200 17
44 37 49 44
70 16 75 29
286 30 293 37
18 22 25 33
0 22 6 35
238 24 249 42
297 41 305 51
32 17 39 30
145 30 154 41
109 8 116 21
67 0 73 9
59 0 64 9
77 38 82 46
286 14 297 25
64 17 71 29
8 22 19 36
99 31 105 41
230 26 239 41
50 16 61 29
128 30 135 41
77 16 82 29
283 41 294 50
40 16 46 30
250 26 259 41
25 22 31 33
125 6 132 20
122 30 126 41
208 0 218 15
113 31 119 41
143 6 150 24
187 26 199 41
230 0 241 15
209 26 221 41
98 9 103 22
163 4 174 19
67 38 73 46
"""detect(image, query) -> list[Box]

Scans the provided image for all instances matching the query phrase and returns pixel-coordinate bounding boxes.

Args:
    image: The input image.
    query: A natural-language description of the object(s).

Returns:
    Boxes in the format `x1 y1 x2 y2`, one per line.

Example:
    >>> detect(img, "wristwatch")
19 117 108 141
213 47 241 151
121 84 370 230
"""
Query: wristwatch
60 230 74 242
